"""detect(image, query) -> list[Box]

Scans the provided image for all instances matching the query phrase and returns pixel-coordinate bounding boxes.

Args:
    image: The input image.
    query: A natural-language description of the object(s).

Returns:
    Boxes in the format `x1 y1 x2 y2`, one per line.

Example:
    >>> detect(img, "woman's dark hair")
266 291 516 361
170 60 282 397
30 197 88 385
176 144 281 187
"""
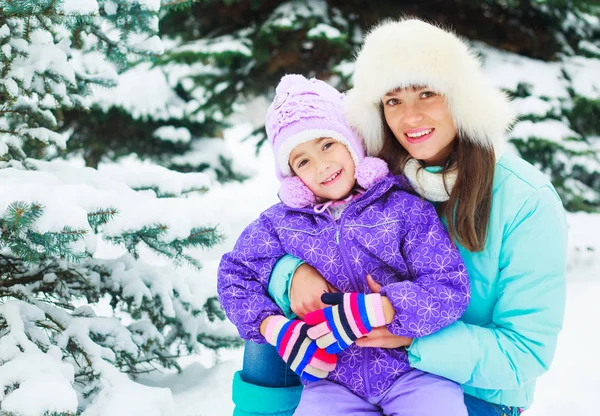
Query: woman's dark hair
378 115 495 252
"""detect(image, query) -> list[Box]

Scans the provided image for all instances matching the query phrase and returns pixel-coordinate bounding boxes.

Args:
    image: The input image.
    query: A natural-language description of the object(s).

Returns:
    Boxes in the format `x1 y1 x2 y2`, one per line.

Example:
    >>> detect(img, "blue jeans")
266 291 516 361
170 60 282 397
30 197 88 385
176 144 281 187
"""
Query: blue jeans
240 341 301 388
464 394 521 416
241 341 521 415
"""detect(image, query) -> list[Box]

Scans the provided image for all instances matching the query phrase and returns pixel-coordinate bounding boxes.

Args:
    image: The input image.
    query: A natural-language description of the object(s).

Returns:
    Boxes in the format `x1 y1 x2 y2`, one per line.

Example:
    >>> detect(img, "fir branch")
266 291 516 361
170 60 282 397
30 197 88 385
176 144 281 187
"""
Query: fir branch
87 208 118 232
161 0 202 9
0 271 44 288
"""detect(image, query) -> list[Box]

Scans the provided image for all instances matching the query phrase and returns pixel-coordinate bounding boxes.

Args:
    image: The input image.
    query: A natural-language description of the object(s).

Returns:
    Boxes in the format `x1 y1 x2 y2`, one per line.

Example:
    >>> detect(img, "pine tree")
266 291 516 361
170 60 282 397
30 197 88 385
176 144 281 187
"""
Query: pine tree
0 0 164 163
55 0 252 183
495 1 600 211
0 1 239 413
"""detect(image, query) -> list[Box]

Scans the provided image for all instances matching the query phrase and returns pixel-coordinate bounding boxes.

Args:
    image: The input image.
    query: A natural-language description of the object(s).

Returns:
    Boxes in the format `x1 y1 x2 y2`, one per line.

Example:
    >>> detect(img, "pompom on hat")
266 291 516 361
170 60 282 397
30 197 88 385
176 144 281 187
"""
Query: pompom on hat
266 74 388 208
345 18 516 157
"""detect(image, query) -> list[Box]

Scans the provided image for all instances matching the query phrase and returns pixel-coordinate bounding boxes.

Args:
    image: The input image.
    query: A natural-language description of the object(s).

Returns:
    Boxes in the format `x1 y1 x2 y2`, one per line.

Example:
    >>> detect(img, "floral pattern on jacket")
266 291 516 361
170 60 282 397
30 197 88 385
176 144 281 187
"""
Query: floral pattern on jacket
217 175 470 398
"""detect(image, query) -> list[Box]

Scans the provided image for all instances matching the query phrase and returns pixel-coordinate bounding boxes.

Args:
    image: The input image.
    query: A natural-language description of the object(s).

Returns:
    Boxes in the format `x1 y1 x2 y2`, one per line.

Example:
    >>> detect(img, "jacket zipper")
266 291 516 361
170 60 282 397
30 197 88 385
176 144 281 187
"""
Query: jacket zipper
332 206 371 396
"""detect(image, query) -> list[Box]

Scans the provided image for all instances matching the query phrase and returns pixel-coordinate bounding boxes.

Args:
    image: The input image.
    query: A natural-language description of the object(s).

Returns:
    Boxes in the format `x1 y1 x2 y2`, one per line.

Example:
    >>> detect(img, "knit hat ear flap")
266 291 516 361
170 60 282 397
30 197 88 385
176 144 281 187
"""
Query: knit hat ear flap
279 176 316 208
356 157 389 189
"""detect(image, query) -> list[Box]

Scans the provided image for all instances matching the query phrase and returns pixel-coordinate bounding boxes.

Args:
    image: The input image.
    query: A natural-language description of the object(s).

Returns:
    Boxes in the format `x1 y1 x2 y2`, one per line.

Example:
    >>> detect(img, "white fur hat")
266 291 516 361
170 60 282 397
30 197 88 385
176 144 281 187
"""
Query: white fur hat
345 18 516 156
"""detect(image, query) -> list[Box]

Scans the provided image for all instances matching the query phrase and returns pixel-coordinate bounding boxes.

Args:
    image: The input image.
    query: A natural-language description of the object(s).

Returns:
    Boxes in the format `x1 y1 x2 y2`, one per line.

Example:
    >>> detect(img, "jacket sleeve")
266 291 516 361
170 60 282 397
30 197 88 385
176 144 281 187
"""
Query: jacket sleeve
380 195 470 338
267 254 304 319
217 210 289 343
406 186 567 389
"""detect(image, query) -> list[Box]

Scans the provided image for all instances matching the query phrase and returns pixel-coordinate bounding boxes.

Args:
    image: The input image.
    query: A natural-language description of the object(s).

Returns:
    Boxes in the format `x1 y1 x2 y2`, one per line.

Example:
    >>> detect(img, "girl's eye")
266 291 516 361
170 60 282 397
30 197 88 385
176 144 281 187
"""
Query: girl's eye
297 159 308 169
323 141 335 150
420 91 436 99
385 98 400 106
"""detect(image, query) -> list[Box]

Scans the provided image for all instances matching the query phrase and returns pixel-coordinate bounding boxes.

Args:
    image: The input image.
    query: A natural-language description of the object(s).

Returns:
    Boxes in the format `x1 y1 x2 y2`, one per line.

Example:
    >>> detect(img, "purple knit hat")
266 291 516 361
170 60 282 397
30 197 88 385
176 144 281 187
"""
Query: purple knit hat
266 74 388 208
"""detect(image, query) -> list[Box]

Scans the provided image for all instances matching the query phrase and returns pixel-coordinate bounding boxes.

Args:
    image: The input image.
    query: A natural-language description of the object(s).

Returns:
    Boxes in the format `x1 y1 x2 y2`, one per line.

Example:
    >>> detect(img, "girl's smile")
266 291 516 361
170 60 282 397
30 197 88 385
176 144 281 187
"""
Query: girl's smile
321 169 343 186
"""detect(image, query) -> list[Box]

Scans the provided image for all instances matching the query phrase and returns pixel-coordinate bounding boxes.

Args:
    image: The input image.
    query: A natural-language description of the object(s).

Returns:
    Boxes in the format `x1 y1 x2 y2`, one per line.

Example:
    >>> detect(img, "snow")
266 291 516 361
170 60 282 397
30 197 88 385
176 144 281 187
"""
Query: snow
307 23 343 40
0 24 10 37
0 158 220 246
176 35 252 57
21 127 68 148
563 56 600 99
477 43 570 99
264 0 329 30
511 97 554 117
62 0 99 15
91 62 187 120
8 30 76 90
579 40 600 56
98 159 210 195
509 119 581 143
131 35 164 55
1 77 19 97
136 0 161 13
104 1 119 15
0 302 78 416
153 126 192 143
81 362 175 416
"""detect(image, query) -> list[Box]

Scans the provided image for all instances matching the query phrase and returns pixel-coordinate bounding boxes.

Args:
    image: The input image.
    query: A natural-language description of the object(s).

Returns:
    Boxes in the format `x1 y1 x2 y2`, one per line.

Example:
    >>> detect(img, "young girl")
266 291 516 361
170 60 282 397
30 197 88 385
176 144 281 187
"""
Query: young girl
217 74 471 415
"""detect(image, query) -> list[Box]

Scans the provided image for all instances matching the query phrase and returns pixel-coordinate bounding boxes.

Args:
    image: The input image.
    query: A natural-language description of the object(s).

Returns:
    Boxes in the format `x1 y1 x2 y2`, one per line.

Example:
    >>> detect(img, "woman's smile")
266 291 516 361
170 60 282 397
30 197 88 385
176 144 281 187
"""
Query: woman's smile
404 128 435 144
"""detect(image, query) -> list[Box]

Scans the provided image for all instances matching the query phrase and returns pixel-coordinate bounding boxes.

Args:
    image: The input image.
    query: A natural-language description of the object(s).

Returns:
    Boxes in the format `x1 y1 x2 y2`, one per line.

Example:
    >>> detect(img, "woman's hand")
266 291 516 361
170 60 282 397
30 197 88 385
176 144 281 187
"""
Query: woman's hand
355 327 413 348
354 275 414 349
290 263 337 318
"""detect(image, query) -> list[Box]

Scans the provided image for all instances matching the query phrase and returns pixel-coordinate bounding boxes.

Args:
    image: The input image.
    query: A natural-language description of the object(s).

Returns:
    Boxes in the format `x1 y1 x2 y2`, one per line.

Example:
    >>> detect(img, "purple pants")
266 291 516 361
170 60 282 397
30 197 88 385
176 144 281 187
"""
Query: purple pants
294 369 467 415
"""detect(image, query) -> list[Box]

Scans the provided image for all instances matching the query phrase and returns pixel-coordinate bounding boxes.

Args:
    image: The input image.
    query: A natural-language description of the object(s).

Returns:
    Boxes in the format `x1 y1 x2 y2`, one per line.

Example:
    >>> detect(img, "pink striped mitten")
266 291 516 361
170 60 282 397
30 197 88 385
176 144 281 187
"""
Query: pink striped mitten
305 293 387 353
264 315 338 382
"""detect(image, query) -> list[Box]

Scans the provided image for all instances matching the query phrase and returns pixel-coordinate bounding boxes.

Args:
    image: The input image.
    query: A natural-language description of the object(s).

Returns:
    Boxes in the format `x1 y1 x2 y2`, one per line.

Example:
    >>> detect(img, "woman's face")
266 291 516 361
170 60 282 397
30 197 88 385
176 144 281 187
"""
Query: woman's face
382 86 457 166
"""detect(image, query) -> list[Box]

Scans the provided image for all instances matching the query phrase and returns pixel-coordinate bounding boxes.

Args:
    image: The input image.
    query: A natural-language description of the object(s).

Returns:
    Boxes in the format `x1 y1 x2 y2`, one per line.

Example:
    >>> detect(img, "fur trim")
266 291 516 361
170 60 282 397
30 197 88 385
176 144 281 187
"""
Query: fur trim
276 129 361 178
279 176 316 208
345 18 516 156
355 157 389 189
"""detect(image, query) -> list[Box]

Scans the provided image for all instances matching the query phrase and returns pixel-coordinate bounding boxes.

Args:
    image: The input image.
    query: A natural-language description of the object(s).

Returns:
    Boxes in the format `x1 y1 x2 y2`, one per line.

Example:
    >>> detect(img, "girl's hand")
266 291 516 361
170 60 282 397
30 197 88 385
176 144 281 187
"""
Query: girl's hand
355 327 413 348
305 292 387 353
290 263 337 318
358 274 413 348
261 315 337 381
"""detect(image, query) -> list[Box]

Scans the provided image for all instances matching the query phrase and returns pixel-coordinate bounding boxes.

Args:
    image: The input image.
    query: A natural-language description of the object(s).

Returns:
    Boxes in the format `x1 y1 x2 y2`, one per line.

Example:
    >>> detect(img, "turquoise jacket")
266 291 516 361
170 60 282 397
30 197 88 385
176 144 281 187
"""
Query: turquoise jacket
268 152 567 408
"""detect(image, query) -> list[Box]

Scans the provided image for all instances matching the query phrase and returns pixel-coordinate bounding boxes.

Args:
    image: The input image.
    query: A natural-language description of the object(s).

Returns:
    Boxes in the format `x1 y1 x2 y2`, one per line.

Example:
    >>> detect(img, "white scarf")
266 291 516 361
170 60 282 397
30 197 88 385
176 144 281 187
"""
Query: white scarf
402 158 457 202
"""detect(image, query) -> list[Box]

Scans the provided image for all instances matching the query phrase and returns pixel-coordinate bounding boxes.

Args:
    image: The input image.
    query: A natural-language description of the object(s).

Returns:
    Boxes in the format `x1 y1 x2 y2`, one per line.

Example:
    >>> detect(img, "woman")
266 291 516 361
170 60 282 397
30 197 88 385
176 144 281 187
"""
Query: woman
232 19 567 416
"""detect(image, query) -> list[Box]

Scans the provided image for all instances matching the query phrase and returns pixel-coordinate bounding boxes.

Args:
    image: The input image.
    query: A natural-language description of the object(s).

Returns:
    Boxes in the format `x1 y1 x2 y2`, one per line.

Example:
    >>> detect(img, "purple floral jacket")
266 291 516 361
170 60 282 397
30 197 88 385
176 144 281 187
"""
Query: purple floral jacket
217 175 470 398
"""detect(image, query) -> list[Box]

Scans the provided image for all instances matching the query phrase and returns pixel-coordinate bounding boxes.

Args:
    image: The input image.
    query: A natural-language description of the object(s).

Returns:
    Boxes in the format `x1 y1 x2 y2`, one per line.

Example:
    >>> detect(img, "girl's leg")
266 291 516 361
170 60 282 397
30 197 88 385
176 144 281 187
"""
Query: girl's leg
232 341 302 416
464 394 521 416
294 380 381 415
378 369 467 416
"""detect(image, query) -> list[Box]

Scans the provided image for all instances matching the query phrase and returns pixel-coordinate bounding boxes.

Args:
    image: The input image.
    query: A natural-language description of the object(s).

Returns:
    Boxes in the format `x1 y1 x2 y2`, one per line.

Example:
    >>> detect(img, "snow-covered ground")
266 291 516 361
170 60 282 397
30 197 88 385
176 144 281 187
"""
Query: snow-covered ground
138 123 600 416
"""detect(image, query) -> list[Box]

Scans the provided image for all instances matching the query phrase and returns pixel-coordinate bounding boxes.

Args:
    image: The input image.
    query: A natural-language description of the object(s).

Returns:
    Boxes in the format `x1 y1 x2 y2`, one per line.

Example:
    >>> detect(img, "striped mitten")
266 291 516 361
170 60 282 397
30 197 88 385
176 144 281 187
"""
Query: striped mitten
305 293 387 353
264 315 337 382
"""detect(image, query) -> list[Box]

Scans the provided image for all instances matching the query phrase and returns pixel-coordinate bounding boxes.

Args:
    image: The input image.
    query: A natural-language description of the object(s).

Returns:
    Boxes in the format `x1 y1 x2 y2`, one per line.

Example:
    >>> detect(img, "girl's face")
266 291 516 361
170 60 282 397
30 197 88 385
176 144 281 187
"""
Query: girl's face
289 137 356 201
382 86 457 166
